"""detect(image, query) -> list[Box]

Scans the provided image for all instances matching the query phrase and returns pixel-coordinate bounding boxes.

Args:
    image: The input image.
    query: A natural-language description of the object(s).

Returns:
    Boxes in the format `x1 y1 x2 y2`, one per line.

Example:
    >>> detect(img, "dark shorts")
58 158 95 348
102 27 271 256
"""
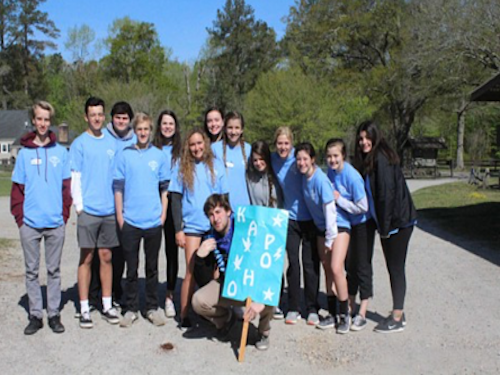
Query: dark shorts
77 211 119 249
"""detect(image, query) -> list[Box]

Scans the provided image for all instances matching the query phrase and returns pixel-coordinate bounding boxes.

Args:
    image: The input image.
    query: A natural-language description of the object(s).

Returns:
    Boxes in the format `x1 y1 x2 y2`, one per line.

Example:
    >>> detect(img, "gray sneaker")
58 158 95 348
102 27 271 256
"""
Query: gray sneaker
316 314 335 330
285 311 301 325
255 334 270 351
147 309 167 326
120 311 138 328
306 312 320 326
350 314 367 331
336 314 351 334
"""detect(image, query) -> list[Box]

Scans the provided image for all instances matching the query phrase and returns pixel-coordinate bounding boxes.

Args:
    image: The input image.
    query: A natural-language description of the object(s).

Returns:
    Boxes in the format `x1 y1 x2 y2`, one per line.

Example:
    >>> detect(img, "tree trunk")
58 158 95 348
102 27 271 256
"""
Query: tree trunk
455 98 469 171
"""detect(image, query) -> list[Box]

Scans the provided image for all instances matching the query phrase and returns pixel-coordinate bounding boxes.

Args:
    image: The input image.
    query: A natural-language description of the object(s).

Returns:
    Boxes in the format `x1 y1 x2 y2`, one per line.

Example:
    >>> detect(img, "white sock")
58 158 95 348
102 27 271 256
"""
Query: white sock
102 297 112 311
80 300 89 315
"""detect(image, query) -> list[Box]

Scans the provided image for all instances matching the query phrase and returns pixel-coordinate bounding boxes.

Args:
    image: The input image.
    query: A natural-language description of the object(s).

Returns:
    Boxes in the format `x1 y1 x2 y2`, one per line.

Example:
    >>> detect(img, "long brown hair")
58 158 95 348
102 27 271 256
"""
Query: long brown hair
354 120 399 176
247 140 278 207
222 111 247 169
179 128 216 191
153 109 182 165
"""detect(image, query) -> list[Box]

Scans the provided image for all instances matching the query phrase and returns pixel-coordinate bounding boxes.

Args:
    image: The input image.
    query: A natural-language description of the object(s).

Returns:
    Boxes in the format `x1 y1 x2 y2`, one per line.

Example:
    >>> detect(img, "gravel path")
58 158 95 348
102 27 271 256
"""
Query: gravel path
0 178 499 374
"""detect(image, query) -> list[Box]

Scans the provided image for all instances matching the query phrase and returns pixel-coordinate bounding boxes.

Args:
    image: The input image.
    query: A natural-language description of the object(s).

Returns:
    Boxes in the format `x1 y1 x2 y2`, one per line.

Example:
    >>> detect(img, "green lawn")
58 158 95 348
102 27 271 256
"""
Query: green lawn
0 171 11 197
413 181 500 256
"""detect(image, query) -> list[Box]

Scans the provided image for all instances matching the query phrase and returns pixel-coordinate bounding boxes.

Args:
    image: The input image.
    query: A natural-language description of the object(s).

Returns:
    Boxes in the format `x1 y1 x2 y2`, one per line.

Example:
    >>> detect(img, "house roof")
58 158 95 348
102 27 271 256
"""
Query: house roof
470 72 500 102
403 137 447 150
0 110 31 139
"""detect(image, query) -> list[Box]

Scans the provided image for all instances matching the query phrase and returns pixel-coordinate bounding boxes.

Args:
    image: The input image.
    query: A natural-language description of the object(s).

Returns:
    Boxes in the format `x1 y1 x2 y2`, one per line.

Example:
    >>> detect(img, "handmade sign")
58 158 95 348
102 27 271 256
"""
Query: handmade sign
222 205 289 306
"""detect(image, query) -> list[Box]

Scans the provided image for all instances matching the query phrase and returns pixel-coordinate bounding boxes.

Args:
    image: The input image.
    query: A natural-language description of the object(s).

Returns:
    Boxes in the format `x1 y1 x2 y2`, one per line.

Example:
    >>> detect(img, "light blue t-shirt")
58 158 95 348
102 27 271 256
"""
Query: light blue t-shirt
168 159 228 234
69 132 116 216
212 141 251 211
114 145 168 229
161 145 178 182
271 151 312 221
302 167 334 231
12 143 71 228
103 126 136 150
327 162 368 227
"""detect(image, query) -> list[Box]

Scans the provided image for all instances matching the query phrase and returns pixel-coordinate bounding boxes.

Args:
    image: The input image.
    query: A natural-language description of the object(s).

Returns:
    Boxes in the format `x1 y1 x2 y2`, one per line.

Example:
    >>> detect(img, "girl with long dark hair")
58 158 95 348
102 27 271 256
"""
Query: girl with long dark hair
354 121 417 333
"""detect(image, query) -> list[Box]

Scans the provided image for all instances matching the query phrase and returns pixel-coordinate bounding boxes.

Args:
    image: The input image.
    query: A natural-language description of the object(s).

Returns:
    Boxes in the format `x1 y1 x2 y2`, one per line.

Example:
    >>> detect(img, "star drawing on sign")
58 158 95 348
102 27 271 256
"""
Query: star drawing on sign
242 237 251 252
272 214 285 227
233 254 243 271
263 287 275 302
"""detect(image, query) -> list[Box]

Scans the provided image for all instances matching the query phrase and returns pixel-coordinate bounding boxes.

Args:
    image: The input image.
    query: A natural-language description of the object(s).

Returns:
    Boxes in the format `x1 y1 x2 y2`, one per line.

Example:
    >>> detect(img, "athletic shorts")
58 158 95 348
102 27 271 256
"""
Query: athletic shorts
77 211 119 249
315 226 350 237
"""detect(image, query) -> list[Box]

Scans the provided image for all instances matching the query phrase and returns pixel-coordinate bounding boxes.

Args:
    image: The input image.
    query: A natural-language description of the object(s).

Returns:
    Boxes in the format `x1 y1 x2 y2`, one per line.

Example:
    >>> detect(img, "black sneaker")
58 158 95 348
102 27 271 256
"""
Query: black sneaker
79 311 93 329
101 307 120 325
48 315 65 333
179 316 193 332
374 314 404 333
316 314 335 330
24 317 43 335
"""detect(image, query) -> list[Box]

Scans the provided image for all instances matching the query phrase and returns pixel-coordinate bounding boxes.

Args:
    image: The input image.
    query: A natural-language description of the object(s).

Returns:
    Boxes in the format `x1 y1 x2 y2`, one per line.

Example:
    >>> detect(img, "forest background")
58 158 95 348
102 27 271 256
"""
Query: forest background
2 0 500 169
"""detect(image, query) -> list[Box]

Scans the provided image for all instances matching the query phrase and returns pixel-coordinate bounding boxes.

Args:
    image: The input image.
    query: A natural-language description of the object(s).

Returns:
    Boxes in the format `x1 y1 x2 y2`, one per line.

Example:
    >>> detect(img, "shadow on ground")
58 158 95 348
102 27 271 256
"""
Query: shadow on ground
417 202 500 267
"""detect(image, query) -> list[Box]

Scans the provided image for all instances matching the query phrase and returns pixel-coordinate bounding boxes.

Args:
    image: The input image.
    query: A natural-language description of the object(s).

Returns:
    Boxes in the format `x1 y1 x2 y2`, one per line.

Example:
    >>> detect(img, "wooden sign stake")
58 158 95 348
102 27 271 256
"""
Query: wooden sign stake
238 297 252 363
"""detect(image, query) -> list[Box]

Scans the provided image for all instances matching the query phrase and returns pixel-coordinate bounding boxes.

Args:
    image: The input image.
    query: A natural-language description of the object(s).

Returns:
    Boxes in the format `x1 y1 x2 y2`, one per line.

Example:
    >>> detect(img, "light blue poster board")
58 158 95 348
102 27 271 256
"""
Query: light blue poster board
222 205 289 306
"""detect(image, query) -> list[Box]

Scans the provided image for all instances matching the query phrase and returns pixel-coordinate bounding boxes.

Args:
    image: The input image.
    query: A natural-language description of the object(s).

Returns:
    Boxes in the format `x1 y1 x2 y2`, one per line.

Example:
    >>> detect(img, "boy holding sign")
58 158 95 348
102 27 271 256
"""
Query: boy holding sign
192 194 274 350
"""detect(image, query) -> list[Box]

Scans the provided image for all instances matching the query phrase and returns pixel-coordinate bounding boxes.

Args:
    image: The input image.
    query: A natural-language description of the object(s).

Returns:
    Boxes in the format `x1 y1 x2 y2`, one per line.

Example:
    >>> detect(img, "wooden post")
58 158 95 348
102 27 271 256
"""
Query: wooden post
238 297 252 363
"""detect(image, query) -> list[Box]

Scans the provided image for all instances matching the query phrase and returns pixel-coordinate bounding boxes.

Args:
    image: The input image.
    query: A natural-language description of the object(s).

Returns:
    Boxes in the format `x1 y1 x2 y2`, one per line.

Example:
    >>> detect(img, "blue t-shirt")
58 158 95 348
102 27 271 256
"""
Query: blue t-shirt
271 151 312 221
212 141 251 211
103 126 137 150
162 145 179 183
12 143 71 228
114 145 168 229
69 132 116 216
327 162 368 227
302 167 334 231
168 159 228 234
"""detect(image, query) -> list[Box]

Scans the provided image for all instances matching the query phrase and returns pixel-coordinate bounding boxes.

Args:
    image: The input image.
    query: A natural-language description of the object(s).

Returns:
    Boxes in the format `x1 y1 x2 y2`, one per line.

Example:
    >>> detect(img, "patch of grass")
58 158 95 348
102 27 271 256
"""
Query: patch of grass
413 181 500 209
0 171 11 197
413 182 500 255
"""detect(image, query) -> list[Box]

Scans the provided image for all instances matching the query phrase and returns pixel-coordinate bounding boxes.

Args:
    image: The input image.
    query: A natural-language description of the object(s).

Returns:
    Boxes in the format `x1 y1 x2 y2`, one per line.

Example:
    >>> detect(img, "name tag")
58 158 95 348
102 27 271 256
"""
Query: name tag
30 158 42 165
226 161 234 168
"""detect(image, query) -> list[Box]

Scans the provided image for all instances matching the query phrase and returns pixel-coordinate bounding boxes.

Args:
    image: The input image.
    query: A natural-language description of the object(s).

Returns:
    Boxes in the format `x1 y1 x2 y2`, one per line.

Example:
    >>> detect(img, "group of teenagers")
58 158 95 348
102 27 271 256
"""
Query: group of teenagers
11 96 417 351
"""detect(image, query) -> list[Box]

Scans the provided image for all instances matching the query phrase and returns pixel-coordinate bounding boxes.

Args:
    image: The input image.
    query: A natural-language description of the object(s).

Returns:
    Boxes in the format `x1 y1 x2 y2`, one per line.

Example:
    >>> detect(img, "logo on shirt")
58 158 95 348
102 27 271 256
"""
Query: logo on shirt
149 160 158 171
107 149 115 159
49 156 60 167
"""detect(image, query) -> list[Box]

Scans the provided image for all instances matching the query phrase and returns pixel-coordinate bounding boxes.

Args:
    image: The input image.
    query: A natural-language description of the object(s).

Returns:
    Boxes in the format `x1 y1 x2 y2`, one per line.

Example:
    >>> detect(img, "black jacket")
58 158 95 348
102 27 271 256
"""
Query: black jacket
368 153 417 237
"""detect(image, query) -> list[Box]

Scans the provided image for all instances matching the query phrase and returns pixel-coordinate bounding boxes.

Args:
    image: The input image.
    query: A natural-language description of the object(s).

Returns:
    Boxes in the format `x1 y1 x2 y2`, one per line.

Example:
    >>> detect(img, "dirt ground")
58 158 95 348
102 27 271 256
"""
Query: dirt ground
0 178 499 375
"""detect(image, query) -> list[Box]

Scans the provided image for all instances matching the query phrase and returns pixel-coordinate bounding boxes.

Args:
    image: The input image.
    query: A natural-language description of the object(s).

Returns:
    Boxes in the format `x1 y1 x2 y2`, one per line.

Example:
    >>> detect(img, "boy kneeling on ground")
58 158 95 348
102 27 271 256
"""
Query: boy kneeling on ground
192 194 274 350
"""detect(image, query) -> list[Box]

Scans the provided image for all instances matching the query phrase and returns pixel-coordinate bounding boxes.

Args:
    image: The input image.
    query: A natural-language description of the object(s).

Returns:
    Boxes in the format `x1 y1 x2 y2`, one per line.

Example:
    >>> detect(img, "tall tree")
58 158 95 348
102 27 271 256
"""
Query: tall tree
101 17 168 84
16 0 59 95
206 0 278 110
64 24 96 63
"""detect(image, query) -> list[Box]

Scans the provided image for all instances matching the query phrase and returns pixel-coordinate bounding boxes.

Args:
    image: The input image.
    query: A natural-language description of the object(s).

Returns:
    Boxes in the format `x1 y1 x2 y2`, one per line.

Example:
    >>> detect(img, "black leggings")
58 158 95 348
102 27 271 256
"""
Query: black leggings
347 220 376 300
164 202 179 292
380 226 413 310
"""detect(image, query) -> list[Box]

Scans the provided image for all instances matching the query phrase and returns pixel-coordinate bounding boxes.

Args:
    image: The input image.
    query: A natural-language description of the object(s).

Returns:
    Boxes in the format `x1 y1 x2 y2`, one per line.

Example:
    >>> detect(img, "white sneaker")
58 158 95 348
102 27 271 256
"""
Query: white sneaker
147 309 167 326
165 298 176 318
120 311 138 328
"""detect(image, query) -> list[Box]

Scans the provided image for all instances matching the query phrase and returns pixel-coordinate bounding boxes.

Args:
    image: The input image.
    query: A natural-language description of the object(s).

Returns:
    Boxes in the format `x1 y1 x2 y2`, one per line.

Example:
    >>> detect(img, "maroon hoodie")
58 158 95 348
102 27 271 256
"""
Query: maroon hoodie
10 131 72 228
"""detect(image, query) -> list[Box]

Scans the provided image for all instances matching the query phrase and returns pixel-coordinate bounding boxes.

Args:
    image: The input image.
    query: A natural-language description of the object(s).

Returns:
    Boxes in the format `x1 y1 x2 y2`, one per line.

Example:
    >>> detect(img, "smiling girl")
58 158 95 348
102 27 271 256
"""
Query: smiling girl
294 143 338 330
246 140 282 208
271 128 320 325
168 128 228 330
153 110 182 318
212 111 251 211
354 121 416 333
325 138 370 332
203 107 224 143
